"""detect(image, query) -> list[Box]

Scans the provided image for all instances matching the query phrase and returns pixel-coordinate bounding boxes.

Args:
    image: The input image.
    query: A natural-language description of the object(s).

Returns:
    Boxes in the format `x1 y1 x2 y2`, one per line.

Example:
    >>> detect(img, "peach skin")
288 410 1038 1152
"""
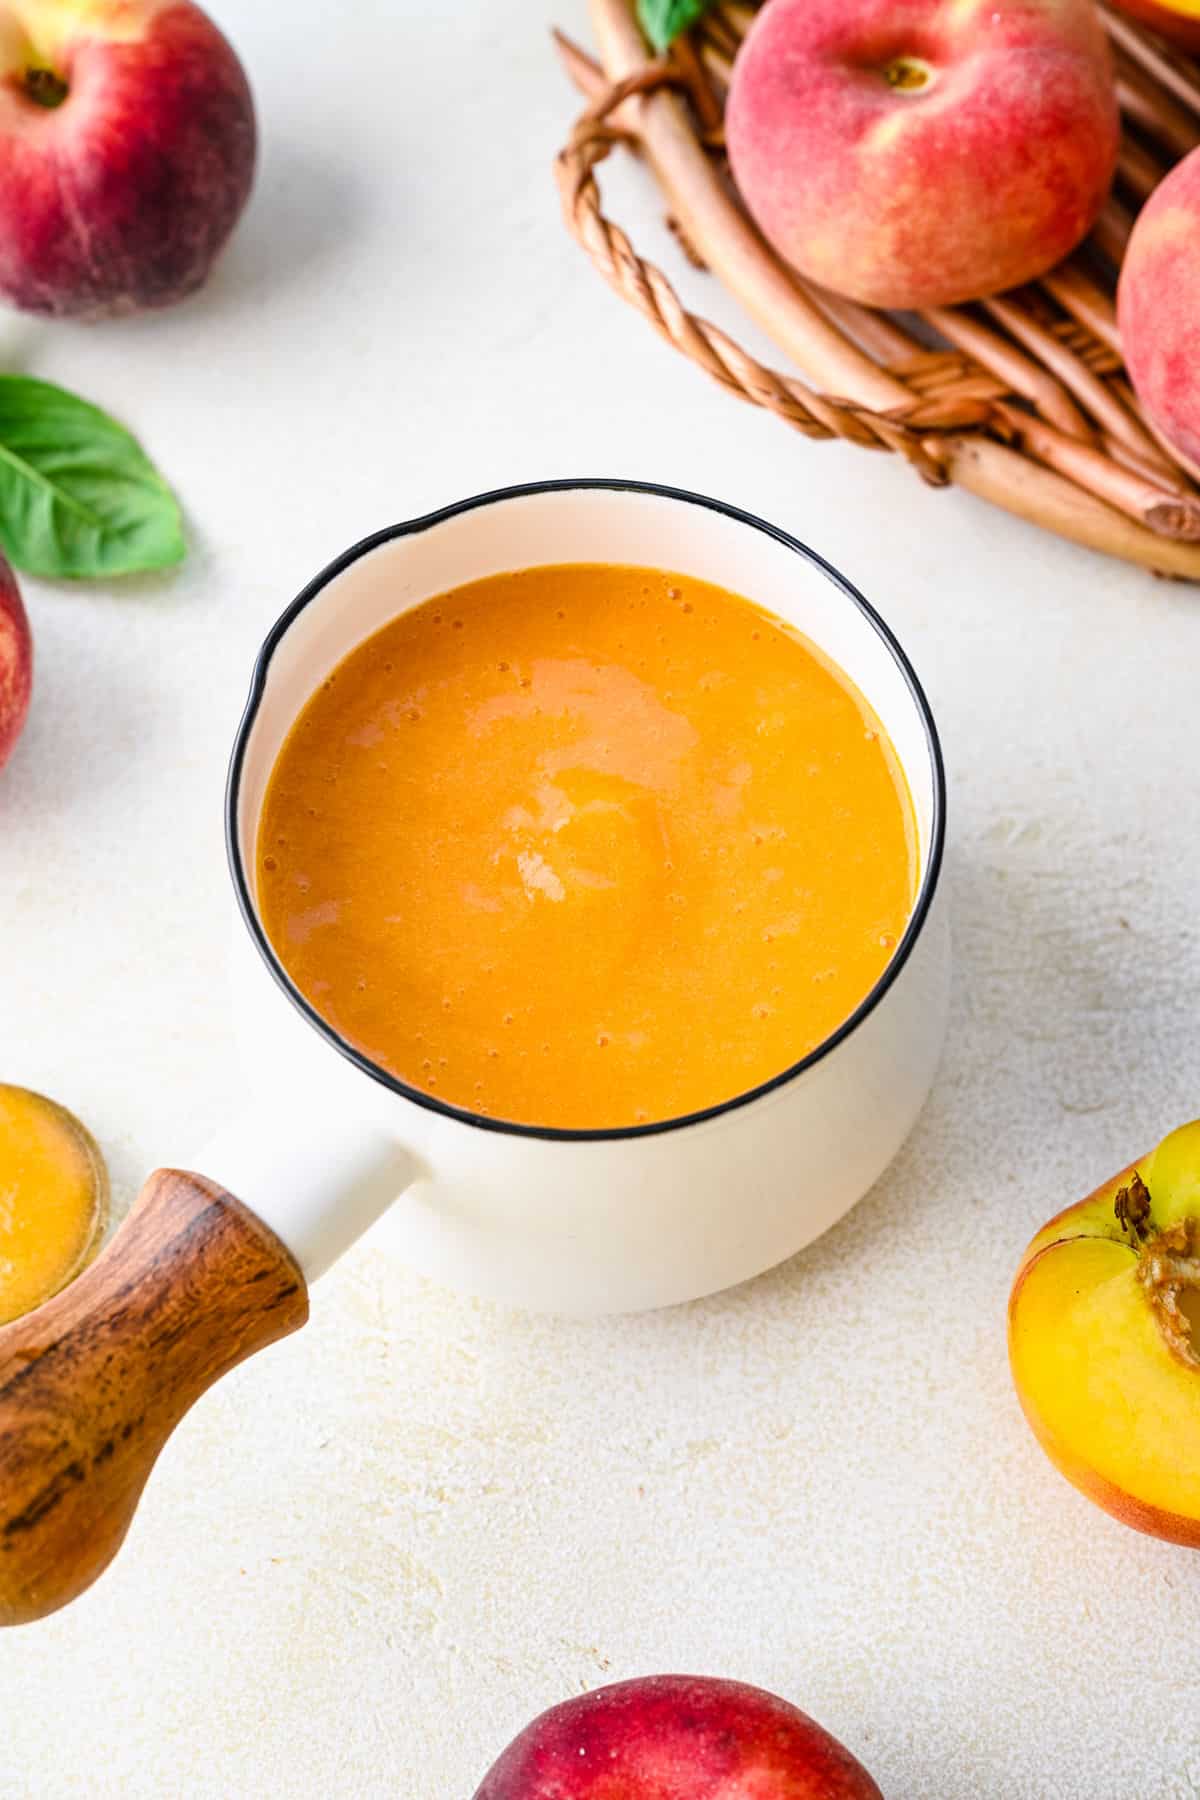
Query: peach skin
0 554 30 770
473 1675 883 1799
726 0 1120 310
1119 148 1200 477
0 0 255 317
1009 1121 1200 1547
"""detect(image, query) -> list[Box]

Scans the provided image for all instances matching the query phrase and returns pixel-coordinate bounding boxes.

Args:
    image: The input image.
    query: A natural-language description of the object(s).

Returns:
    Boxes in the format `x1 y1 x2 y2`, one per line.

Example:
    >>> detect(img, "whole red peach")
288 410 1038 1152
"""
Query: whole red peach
1119 146 1200 475
473 1674 883 1799
726 0 1120 310
0 557 31 771
0 0 256 318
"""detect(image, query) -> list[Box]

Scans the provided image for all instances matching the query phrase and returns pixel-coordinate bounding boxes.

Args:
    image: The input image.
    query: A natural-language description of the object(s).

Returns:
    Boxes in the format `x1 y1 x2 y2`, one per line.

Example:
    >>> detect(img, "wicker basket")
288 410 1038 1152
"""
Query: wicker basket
554 1 1200 580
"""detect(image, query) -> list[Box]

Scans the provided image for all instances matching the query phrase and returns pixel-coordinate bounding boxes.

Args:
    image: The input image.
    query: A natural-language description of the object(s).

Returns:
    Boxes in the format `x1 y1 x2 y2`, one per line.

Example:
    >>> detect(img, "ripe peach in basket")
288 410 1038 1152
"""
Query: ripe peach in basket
1119 147 1200 476
726 0 1120 311
1009 1121 1200 1546
473 1674 883 1799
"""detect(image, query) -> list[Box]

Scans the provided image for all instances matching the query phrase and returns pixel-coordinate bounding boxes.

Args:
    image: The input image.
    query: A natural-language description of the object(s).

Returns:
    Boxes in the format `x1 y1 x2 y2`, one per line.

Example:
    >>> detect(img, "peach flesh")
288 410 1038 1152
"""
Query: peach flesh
0 1085 109 1325
1009 1121 1200 1546
726 0 1120 310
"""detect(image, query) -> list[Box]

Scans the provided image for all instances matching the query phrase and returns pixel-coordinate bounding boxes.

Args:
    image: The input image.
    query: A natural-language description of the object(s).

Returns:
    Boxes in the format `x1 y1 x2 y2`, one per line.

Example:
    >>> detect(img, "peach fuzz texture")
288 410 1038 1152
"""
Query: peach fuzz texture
0 0 255 316
1119 147 1200 472
0 556 30 770
726 0 1120 310
472 1674 883 1799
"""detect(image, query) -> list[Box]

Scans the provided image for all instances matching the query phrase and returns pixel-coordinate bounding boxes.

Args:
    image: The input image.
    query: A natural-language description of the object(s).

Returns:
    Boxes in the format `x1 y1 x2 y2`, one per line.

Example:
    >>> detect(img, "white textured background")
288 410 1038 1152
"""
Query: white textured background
2 2 1200 1795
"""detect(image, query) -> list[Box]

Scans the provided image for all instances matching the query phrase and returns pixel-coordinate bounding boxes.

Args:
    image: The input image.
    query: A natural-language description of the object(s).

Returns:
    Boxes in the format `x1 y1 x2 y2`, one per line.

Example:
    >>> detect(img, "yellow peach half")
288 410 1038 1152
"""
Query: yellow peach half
1009 1121 1200 1546
0 1084 109 1325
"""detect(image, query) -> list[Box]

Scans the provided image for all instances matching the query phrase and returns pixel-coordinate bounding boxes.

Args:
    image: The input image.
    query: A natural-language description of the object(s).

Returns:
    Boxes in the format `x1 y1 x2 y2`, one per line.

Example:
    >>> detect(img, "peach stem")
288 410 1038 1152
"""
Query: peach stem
883 56 933 93
22 66 67 108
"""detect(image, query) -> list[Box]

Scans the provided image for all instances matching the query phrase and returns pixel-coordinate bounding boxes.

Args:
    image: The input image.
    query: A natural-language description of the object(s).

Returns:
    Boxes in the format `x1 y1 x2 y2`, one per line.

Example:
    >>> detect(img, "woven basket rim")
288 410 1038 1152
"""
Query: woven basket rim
554 0 1200 581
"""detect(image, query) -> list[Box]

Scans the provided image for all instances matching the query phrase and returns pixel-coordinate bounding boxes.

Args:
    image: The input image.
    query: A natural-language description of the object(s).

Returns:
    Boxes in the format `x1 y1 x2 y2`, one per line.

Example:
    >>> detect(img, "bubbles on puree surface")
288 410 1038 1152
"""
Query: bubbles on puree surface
255 564 917 1129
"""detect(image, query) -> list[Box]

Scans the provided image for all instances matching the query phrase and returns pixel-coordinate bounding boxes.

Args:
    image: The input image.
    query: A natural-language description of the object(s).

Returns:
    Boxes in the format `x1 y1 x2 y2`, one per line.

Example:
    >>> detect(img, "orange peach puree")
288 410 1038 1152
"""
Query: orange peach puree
257 564 917 1129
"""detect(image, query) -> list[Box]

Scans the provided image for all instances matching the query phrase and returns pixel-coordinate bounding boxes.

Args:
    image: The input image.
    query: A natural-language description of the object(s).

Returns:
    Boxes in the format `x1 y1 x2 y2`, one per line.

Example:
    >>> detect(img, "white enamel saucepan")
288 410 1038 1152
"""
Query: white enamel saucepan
0 481 949 1625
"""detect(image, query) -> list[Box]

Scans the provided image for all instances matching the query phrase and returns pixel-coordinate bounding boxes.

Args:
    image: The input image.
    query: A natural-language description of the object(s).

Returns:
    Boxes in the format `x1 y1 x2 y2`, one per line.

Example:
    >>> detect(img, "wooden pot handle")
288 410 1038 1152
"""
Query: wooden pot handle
0 1168 309 1627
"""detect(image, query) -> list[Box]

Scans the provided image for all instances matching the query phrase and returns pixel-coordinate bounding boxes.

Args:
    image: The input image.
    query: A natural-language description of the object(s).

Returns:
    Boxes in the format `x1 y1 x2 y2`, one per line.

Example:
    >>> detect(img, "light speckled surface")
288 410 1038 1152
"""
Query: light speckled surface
2 3 1200 1795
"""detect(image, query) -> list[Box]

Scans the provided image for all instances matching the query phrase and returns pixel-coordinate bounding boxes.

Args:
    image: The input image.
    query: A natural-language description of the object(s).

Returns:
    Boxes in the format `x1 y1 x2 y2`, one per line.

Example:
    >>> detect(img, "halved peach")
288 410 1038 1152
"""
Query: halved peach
1009 1121 1200 1545
0 1084 109 1325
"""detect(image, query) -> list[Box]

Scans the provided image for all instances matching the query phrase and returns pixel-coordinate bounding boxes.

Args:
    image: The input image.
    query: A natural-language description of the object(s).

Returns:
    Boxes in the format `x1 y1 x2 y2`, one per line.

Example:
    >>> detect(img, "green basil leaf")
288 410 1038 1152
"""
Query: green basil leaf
0 375 184 580
637 0 717 52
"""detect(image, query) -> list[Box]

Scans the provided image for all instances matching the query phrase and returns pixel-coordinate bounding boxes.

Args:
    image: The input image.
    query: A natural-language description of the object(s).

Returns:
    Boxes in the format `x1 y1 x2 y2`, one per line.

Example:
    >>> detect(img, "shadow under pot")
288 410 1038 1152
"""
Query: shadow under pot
0 479 948 1626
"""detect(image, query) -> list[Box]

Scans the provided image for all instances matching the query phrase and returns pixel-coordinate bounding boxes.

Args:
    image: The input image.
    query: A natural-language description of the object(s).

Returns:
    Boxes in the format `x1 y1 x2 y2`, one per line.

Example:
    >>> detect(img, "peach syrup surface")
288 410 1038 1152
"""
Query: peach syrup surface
256 564 918 1129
